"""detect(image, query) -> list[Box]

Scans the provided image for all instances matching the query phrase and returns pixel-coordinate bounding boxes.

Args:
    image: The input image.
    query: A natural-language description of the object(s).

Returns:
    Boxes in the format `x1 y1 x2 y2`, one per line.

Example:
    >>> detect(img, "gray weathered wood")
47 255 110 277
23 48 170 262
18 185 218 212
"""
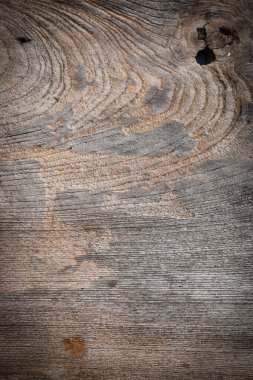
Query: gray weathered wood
0 0 252 379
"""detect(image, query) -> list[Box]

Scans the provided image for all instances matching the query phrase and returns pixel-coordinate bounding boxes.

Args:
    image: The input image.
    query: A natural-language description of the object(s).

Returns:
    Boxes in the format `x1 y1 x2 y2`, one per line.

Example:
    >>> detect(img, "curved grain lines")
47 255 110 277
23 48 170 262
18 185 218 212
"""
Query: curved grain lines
0 0 252 226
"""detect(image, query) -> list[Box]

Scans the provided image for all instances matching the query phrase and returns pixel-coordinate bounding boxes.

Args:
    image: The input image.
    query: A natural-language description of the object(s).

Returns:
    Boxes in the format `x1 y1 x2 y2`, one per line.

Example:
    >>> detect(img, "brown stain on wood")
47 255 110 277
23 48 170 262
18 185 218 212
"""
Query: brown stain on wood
63 337 86 358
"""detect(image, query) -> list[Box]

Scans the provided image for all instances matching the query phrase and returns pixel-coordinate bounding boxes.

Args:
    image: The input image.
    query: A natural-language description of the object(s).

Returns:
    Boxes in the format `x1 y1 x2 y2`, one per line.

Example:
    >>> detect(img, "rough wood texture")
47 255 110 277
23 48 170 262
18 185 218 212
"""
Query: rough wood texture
0 0 253 379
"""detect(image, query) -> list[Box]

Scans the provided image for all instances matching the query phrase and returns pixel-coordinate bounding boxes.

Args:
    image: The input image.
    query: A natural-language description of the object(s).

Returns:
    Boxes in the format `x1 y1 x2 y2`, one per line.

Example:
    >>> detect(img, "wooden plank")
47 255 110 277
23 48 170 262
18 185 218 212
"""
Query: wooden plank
0 0 252 379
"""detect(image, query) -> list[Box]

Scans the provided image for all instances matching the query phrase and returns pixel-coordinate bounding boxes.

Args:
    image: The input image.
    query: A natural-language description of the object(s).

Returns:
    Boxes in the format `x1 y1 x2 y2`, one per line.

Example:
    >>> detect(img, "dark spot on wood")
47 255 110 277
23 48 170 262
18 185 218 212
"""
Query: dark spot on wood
196 47 215 65
17 36 32 44
219 27 240 43
197 27 207 40
145 87 169 107
63 337 86 358
108 279 117 287
219 27 232 36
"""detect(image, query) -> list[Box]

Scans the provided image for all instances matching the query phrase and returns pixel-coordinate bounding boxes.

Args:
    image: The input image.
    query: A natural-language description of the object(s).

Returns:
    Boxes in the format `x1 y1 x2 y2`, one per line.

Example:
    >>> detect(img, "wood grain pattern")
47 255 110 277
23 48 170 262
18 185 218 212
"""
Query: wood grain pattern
0 0 253 379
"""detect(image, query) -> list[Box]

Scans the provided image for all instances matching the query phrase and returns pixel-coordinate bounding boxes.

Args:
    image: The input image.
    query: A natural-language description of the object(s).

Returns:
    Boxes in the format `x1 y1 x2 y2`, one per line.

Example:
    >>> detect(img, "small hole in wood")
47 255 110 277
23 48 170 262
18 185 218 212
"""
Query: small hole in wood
196 47 215 65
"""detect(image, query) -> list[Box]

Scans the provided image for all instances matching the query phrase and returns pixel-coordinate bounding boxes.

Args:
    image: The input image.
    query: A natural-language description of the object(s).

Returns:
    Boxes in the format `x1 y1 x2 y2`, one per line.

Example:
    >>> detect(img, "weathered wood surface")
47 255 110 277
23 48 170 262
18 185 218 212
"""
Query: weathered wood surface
0 0 253 379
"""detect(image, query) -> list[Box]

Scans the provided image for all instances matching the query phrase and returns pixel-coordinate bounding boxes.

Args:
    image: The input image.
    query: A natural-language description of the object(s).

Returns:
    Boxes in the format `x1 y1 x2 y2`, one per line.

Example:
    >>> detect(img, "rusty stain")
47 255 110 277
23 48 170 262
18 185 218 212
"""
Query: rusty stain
63 337 86 358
